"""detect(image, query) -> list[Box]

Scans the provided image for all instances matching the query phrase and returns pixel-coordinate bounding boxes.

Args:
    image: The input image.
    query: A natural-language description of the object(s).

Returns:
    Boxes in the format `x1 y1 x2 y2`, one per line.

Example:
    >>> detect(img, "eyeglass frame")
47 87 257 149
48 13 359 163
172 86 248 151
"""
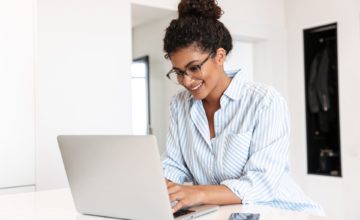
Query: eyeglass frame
166 52 215 83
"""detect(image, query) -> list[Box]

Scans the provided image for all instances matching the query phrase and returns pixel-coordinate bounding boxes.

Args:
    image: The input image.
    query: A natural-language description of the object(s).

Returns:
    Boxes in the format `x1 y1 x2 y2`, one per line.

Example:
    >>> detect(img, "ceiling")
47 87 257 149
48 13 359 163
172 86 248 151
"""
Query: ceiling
131 4 176 28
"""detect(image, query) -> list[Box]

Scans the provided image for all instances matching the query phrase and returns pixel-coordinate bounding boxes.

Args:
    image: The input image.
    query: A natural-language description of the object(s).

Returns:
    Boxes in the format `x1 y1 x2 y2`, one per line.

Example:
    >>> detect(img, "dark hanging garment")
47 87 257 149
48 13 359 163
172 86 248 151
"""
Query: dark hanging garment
308 46 331 113
308 45 331 133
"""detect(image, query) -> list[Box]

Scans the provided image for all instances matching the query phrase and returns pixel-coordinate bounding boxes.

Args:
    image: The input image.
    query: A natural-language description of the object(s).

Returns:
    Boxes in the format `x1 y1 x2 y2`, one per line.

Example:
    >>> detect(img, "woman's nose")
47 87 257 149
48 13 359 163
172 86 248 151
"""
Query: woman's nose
180 74 193 87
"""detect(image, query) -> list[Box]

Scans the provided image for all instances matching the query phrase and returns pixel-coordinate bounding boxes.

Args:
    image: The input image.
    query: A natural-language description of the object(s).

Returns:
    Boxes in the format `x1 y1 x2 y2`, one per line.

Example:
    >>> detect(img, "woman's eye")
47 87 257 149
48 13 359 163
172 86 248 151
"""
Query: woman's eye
188 65 201 73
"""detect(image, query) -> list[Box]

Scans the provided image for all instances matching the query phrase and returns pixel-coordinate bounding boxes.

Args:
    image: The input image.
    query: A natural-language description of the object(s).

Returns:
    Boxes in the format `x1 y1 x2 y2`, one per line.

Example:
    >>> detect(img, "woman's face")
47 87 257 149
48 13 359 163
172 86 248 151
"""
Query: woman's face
169 46 224 100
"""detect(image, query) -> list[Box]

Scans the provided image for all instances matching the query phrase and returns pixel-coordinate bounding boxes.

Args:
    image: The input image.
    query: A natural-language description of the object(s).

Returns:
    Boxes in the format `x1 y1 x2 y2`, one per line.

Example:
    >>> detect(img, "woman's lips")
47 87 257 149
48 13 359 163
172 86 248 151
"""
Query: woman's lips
189 81 203 91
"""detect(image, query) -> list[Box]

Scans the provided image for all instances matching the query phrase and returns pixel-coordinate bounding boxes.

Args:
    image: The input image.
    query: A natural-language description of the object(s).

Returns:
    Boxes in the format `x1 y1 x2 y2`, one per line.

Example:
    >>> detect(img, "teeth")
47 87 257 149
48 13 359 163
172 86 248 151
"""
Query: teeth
191 82 202 91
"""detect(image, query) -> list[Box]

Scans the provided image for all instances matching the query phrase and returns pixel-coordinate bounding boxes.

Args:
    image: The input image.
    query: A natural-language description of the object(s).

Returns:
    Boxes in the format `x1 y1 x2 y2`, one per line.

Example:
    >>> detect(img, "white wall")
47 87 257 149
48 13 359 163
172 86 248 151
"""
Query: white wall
285 1 360 219
221 23 288 99
36 0 133 190
220 0 285 27
224 1 288 97
132 15 178 154
0 0 35 190
132 0 286 28
224 41 254 81
131 0 178 11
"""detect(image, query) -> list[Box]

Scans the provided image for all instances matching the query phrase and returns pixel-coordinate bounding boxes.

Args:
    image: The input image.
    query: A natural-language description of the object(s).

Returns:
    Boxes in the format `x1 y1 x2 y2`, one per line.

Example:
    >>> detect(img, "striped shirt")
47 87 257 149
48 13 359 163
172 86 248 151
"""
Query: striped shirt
162 70 324 215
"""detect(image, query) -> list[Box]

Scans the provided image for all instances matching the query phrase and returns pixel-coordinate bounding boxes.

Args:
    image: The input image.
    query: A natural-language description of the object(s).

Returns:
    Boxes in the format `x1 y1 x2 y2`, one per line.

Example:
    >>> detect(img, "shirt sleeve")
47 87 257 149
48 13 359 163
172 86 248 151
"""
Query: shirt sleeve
162 96 193 184
221 93 290 204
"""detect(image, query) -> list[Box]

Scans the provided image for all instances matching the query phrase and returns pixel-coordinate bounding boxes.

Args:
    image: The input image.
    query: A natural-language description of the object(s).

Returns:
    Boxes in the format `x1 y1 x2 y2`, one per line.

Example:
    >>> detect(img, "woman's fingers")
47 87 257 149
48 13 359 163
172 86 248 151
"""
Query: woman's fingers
166 183 198 213
172 199 184 213
169 190 185 201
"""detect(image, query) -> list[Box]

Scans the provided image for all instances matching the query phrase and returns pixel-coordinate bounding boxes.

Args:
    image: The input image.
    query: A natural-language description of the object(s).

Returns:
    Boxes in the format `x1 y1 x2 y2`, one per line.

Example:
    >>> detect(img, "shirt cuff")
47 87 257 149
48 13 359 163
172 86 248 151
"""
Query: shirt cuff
163 166 189 184
221 179 253 205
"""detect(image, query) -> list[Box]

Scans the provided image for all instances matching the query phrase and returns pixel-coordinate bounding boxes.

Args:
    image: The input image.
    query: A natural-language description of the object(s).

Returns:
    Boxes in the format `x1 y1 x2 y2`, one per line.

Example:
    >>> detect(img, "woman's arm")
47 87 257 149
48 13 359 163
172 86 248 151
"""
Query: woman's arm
220 94 290 204
163 96 193 183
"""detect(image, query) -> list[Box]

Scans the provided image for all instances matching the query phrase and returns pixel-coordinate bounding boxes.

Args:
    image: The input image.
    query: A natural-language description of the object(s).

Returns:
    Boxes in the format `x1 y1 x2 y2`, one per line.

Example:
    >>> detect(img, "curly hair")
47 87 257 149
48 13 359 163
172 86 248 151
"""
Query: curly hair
163 0 232 58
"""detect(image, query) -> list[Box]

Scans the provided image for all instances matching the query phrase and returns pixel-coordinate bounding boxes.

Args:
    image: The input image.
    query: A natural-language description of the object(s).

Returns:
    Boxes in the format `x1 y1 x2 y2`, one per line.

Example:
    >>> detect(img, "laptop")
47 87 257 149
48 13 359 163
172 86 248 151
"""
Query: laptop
57 135 219 220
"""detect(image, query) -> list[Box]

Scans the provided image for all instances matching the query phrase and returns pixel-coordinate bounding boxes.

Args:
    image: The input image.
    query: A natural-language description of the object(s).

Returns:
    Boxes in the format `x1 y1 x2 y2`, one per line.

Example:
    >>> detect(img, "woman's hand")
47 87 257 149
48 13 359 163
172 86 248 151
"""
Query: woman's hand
166 180 205 213
165 179 241 213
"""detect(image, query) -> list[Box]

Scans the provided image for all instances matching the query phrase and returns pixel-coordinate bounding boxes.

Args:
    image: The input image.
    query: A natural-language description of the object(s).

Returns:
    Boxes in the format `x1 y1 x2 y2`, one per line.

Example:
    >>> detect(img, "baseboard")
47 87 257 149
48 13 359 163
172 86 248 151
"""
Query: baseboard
0 185 35 195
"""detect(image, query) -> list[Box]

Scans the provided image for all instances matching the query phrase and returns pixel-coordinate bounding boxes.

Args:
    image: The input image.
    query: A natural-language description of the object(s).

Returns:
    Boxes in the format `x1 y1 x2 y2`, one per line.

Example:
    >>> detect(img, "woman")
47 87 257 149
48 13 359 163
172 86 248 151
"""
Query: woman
162 0 323 215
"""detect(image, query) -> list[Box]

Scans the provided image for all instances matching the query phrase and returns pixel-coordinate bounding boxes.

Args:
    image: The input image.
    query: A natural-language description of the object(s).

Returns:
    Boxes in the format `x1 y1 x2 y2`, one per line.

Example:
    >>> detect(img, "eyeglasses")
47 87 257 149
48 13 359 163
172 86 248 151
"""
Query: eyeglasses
166 53 214 84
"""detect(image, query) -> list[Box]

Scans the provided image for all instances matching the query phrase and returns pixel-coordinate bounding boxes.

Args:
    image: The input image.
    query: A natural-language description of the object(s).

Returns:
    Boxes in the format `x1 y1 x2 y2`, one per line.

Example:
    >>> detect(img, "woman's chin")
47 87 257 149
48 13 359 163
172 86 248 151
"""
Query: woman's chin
188 83 207 100
191 91 207 100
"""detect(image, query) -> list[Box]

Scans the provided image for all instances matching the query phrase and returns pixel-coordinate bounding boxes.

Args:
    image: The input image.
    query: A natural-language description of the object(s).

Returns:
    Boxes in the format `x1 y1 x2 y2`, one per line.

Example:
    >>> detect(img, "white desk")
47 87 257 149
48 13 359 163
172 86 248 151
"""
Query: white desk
0 188 330 220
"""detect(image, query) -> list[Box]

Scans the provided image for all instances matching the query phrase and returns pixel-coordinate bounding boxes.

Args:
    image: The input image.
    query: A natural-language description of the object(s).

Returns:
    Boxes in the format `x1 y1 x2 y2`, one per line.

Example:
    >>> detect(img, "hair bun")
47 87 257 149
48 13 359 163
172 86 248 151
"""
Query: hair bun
178 0 223 20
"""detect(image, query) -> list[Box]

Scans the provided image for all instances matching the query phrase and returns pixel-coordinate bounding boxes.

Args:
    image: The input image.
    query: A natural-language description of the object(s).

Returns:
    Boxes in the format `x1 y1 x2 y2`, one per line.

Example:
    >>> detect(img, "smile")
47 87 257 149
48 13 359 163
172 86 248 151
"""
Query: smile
190 82 203 91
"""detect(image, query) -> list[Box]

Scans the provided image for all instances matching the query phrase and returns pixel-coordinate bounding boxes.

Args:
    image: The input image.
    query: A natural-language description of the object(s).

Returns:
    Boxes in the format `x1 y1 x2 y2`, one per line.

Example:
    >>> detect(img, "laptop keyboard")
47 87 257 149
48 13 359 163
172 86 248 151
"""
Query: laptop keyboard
173 209 195 218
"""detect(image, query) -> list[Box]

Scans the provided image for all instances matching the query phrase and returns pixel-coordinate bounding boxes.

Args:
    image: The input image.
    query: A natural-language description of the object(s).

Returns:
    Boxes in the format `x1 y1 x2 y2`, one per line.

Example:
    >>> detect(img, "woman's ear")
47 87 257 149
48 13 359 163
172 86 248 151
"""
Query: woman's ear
214 48 227 66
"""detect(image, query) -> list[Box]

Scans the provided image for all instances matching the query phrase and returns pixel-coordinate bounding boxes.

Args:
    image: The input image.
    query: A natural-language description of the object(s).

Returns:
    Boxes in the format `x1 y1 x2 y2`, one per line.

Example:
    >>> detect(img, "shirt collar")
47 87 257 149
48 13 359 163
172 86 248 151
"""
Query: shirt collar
223 69 244 101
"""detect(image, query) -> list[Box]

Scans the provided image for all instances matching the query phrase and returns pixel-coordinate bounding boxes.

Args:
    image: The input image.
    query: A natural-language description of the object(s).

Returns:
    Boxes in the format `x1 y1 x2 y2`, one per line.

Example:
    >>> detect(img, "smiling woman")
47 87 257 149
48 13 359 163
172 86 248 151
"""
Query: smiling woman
161 0 324 215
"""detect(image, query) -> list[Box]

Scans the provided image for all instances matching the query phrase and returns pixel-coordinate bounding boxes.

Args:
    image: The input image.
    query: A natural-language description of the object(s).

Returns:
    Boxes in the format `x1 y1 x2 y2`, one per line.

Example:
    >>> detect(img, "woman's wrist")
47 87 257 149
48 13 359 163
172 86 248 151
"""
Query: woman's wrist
195 185 208 204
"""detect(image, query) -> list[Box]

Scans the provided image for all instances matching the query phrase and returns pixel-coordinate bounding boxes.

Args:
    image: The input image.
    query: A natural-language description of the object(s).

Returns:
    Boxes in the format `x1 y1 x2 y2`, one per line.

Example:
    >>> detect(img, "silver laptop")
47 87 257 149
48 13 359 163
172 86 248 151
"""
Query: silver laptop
57 135 219 220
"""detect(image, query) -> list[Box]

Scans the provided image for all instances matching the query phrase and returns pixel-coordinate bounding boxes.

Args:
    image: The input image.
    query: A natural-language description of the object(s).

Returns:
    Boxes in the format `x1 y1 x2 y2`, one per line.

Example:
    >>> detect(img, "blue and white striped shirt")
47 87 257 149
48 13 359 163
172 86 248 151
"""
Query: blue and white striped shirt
162 71 324 215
